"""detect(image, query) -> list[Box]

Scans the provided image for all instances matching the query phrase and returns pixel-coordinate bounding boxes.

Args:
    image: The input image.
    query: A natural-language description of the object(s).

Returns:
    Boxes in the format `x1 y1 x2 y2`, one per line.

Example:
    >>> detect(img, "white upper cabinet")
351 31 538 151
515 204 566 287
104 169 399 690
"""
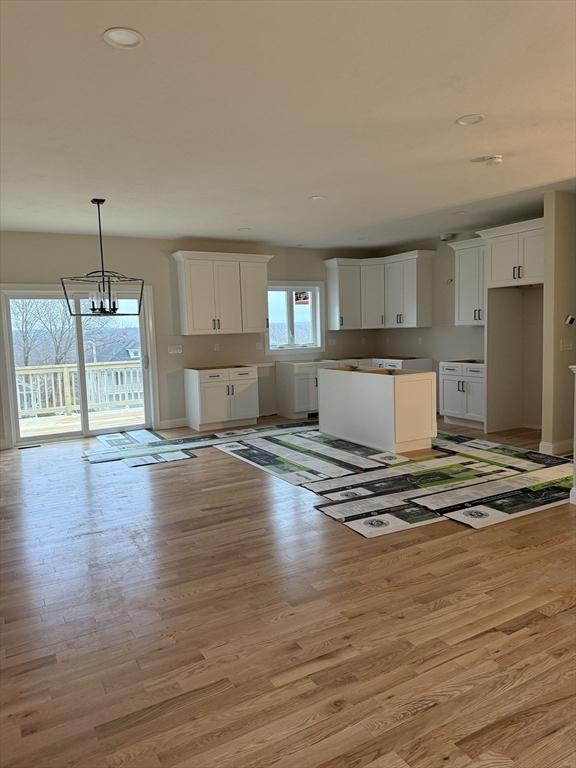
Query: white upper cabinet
325 259 362 330
384 251 433 328
478 218 544 288
213 261 242 334
327 252 433 331
384 260 404 328
451 239 485 325
361 263 386 328
240 262 268 333
173 252 272 335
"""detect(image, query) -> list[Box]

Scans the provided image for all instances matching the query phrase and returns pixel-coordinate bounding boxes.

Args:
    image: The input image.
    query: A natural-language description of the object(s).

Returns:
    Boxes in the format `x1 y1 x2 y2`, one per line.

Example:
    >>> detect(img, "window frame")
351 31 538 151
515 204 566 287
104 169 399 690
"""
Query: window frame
265 281 325 356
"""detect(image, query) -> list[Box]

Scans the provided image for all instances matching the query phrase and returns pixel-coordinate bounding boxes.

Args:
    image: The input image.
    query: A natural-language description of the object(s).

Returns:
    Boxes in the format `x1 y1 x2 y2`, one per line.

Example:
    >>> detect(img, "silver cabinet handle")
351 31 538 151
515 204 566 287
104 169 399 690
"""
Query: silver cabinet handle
468 369 480 373
314 377 318 387
380 314 384 325
399 313 403 324
212 319 216 329
217 318 221 329
478 308 482 321
231 384 234 395
226 384 230 395
473 309 477 320
512 266 517 279
238 372 249 376
518 265 523 279
208 374 220 378
340 315 343 327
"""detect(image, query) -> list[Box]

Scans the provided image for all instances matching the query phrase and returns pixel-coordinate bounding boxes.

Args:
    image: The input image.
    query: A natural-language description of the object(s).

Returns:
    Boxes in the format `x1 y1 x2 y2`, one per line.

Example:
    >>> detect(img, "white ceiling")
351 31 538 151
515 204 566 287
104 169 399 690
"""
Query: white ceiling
1 0 575 248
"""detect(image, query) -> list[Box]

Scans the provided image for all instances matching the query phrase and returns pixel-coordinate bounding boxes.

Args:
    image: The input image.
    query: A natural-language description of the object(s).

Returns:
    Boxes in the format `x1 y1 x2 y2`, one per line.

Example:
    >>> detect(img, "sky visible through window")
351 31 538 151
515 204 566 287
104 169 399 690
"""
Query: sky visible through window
268 289 316 348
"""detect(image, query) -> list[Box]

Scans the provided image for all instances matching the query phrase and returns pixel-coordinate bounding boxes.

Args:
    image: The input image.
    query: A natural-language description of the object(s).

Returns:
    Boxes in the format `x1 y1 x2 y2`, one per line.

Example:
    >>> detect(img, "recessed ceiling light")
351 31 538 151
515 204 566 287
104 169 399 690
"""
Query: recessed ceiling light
471 154 503 166
103 28 144 49
456 113 486 126
309 194 326 201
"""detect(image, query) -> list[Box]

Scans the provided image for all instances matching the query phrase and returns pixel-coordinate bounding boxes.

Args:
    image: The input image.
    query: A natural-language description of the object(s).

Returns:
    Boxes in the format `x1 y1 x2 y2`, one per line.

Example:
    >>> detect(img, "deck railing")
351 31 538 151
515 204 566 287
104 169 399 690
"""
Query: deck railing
15 362 144 416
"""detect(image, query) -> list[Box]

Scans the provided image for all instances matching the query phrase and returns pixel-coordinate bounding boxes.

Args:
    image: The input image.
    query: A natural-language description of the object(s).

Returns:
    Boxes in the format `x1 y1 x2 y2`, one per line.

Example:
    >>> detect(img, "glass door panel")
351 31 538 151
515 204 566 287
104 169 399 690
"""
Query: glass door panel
9 297 82 438
80 298 146 432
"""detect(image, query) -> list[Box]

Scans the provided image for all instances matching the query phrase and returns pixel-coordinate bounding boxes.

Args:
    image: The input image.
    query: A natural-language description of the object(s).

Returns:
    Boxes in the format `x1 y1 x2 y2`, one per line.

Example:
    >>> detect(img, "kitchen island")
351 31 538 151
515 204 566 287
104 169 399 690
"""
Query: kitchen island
318 366 437 453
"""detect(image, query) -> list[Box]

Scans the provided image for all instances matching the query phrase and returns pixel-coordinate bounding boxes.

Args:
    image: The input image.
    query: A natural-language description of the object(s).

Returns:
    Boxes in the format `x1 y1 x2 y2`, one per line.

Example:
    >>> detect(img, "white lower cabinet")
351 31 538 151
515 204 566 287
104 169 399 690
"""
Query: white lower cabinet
185 367 259 430
276 361 338 419
439 362 485 423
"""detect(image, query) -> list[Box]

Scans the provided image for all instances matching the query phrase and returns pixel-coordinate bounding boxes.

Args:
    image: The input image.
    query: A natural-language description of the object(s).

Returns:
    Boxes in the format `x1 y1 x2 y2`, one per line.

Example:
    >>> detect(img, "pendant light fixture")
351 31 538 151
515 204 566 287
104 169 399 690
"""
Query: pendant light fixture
61 199 144 316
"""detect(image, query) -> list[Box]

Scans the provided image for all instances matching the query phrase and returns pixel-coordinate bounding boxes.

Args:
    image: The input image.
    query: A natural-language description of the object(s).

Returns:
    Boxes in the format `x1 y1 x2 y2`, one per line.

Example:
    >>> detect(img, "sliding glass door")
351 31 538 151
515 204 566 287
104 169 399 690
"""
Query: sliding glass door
8 297 83 438
4 291 152 442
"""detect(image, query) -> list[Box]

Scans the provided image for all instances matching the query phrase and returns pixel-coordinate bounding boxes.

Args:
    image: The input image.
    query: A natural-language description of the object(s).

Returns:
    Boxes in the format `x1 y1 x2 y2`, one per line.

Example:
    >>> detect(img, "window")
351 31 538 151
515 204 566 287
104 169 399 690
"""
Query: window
267 283 323 352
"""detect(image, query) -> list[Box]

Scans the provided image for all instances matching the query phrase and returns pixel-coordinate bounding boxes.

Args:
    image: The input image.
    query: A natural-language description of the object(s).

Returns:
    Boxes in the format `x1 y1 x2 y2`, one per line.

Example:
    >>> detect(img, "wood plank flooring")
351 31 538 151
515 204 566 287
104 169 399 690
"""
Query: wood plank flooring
0 422 574 768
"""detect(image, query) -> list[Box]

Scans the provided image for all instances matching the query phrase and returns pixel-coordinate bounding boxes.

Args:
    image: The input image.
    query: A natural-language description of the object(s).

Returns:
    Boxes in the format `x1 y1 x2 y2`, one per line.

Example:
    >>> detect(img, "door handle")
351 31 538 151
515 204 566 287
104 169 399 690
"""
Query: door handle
518 265 523 279
212 319 216 329
226 384 230 395
512 266 517 279
473 309 477 321
399 313 403 324
478 308 482 320
231 384 234 395
217 318 221 329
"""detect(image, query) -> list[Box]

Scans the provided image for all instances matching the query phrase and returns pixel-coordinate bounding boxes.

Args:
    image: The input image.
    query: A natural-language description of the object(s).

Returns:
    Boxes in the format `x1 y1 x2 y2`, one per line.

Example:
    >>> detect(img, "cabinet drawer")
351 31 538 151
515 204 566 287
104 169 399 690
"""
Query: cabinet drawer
198 369 230 383
463 364 485 378
229 366 257 381
439 363 463 375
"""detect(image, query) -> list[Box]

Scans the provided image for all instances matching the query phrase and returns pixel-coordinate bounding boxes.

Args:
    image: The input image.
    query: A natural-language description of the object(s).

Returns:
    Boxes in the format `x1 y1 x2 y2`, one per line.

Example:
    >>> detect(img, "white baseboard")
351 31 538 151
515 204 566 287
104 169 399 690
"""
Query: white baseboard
539 439 574 456
156 418 188 429
570 488 576 506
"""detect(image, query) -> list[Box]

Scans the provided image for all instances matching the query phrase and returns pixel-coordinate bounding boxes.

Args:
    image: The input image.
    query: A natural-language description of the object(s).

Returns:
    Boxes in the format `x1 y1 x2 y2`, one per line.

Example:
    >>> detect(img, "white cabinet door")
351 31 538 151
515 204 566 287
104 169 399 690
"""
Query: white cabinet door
464 379 485 421
385 261 404 327
294 376 317 413
455 248 481 325
338 265 362 329
183 260 217 333
229 380 259 420
518 230 544 284
200 382 230 423
487 235 519 286
361 264 385 328
240 262 268 333
214 261 242 333
440 377 465 417
400 259 417 327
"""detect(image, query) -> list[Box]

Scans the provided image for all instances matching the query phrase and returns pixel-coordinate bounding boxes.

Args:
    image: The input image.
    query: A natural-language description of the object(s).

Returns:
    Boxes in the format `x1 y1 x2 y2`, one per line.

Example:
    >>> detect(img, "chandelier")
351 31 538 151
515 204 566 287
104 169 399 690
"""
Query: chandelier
61 199 144 316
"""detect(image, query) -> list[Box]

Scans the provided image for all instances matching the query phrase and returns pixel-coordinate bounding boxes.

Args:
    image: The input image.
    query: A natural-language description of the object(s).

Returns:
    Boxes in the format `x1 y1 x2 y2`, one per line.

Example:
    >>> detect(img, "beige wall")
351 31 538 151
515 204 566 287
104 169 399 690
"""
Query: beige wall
541 190 576 452
375 242 484 362
0 230 378 439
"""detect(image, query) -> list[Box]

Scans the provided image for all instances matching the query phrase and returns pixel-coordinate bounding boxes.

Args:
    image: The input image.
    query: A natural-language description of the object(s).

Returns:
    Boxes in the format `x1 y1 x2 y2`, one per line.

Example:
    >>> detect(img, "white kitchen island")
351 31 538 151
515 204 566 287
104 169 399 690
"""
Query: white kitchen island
318 366 437 454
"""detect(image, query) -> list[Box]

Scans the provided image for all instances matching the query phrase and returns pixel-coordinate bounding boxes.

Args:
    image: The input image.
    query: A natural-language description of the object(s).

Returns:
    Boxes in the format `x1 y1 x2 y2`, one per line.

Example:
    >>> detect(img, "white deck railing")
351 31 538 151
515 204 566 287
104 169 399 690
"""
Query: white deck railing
15 362 144 416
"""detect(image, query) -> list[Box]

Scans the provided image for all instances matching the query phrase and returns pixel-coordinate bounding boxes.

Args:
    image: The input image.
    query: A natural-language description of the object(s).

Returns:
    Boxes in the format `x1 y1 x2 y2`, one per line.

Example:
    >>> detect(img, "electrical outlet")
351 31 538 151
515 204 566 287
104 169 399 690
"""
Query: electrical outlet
213 343 220 352
328 338 336 347
560 338 574 352
168 345 183 354
417 337 422 345
255 341 263 350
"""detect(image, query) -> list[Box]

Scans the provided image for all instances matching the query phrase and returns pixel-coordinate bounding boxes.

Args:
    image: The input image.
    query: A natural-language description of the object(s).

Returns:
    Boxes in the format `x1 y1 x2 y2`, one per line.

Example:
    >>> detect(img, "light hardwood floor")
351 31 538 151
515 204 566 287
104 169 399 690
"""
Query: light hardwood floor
0 421 574 768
